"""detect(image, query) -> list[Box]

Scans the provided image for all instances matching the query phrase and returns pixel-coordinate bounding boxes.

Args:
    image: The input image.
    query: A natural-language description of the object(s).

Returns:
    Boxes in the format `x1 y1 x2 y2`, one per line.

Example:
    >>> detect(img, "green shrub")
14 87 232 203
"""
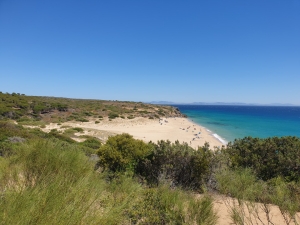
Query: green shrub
268 177 300 215
0 121 32 142
81 137 102 149
83 111 93 116
154 114 160 118
108 112 119 119
76 118 89 122
63 127 83 138
157 109 165 116
216 168 265 201
97 133 151 172
73 127 84 132
49 129 76 143
226 136 300 181
128 185 217 225
137 140 213 191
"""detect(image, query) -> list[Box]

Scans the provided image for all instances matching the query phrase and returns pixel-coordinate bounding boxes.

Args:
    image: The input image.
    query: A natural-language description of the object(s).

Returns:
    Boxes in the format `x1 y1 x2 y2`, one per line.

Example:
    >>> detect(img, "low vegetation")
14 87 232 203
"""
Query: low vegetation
0 92 300 224
0 92 184 124
1 122 300 224
226 136 300 181
0 121 217 224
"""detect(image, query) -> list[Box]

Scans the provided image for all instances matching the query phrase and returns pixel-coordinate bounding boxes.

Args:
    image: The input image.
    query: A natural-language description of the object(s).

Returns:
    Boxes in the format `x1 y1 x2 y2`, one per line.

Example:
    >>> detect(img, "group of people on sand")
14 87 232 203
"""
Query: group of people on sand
158 118 203 145
159 118 169 125
178 125 202 144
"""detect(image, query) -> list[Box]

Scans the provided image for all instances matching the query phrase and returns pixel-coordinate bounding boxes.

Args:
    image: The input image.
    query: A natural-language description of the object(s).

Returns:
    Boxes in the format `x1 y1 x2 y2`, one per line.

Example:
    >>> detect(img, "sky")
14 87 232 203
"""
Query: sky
0 0 300 105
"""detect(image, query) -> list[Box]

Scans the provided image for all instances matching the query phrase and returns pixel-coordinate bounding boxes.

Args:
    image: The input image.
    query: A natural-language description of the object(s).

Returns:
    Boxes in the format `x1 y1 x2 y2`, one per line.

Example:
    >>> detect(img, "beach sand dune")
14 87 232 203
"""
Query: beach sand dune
43 117 224 149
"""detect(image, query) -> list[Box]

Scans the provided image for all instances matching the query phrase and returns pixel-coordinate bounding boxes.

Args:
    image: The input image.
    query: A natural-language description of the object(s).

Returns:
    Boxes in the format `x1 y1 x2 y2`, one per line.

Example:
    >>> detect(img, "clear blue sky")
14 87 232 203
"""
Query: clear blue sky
1 0 299 104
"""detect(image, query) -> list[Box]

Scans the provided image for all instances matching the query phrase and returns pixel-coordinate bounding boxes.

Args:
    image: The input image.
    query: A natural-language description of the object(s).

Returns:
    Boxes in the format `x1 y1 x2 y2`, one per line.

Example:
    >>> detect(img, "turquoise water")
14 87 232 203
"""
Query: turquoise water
173 105 300 143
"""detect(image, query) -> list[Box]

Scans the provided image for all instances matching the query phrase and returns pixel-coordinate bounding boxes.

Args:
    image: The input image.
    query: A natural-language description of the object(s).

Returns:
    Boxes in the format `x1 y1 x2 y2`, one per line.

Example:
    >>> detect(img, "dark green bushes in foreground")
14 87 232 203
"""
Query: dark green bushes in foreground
0 129 217 224
97 134 213 191
97 134 300 224
97 134 300 192
97 133 151 172
1 121 300 224
137 141 213 190
215 136 300 224
226 136 300 181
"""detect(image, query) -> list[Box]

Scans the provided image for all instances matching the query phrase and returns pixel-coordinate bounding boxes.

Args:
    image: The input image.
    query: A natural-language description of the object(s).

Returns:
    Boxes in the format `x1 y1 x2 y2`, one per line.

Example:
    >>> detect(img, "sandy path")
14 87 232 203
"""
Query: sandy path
213 194 300 225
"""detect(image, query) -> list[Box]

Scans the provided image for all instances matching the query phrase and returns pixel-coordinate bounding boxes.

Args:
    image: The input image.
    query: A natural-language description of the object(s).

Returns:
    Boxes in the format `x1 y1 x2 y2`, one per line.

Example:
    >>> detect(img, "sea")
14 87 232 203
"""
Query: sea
173 105 300 144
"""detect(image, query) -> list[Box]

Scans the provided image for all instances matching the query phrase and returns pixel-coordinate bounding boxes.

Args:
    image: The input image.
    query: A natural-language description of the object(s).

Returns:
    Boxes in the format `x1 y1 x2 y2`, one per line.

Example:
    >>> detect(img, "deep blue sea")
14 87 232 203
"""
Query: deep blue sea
173 105 300 143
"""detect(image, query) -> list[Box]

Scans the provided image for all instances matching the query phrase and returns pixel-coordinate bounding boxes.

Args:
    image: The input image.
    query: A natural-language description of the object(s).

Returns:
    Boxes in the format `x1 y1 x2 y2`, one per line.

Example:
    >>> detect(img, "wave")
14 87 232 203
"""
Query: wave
188 118 228 145
205 128 228 145
212 133 228 145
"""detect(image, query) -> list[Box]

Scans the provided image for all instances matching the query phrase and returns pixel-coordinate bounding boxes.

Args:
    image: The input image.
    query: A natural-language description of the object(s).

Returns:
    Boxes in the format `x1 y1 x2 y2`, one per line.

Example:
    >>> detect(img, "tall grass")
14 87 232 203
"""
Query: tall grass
0 139 107 224
126 185 217 225
0 139 217 225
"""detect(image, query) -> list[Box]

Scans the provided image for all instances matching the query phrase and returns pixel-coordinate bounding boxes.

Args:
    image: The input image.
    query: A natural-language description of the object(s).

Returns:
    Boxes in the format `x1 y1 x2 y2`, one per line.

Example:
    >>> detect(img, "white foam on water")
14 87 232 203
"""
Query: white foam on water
187 118 228 145
212 133 228 145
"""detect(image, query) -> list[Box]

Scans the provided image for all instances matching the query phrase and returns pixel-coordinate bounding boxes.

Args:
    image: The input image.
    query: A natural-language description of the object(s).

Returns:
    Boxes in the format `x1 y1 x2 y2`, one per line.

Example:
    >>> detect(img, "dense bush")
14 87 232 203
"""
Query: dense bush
226 136 300 181
80 137 102 149
97 135 214 191
97 133 151 172
108 112 119 119
137 140 213 191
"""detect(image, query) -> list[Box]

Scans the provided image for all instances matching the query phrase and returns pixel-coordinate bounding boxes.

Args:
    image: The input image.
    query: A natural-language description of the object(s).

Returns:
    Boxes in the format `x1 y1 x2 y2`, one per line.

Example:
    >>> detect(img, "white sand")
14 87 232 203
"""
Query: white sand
43 117 225 149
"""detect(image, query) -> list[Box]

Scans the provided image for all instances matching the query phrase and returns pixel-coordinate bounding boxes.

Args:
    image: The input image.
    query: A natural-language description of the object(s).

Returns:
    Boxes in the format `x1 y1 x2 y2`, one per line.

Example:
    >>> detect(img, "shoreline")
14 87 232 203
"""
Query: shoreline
185 117 228 146
41 116 225 149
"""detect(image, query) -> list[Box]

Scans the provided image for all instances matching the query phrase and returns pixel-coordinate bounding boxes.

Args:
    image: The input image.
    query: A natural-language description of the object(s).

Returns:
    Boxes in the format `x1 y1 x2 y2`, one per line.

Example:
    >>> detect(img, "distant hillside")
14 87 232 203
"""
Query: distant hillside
149 101 176 105
0 92 185 124
150 101 297 106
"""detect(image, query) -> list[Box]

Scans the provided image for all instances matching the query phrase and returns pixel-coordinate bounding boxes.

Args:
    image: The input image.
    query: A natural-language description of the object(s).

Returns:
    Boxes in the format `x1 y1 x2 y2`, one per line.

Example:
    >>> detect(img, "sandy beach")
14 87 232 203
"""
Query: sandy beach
42 117 225 149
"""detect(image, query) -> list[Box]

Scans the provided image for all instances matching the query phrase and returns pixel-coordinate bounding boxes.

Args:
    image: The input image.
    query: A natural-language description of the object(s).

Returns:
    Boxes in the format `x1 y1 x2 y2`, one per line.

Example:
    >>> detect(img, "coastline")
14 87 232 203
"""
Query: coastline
186 117 228 145
41 116 225 149
175 105 300 142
